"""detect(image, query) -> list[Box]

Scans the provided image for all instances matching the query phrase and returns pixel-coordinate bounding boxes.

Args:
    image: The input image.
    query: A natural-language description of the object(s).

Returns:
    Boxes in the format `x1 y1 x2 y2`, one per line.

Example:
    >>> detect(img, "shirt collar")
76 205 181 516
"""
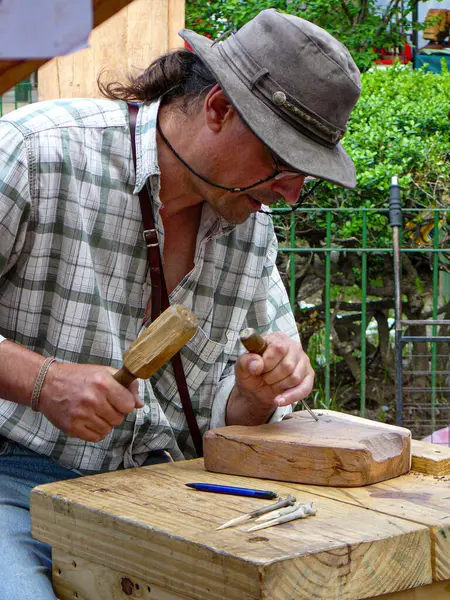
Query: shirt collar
133 99 161 195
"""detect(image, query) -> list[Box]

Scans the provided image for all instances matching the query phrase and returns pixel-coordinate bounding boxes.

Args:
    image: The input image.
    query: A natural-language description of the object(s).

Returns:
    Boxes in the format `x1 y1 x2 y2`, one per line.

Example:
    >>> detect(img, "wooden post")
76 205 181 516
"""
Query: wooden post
38 0 185 101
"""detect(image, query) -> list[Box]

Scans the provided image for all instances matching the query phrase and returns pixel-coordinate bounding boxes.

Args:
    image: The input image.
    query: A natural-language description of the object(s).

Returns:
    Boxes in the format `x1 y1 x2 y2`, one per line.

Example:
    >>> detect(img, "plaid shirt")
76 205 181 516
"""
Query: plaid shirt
0 98 299 473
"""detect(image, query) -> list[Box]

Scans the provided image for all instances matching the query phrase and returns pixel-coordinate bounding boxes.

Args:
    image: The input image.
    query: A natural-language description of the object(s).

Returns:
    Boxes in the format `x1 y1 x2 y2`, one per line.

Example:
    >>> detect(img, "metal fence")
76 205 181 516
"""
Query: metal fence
272 205 450 442
0 77 38 117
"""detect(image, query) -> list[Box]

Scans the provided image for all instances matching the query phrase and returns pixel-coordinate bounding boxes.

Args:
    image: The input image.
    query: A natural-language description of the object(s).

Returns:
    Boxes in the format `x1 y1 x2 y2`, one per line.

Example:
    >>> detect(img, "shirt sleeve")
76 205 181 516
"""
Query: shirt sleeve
0 122 32 343
210 231 300 429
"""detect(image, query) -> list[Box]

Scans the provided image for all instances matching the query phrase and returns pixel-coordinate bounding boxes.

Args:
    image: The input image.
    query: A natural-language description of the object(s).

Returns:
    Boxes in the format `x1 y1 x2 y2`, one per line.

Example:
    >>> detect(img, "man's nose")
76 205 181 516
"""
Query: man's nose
271 176 306 205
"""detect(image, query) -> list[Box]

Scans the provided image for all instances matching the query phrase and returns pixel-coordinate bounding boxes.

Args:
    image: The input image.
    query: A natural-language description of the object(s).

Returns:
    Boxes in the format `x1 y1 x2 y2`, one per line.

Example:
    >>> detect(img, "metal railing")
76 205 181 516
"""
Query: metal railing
0 77 38 117
272 205 450 440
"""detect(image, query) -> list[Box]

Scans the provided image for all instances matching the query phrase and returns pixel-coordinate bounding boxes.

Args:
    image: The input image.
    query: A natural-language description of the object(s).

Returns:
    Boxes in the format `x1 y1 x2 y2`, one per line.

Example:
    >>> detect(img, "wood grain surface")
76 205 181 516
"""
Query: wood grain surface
411 440 450 476
294 470 450 581
38 0 185 100
30 459 432 600
204 410 411 487
377 580 450 600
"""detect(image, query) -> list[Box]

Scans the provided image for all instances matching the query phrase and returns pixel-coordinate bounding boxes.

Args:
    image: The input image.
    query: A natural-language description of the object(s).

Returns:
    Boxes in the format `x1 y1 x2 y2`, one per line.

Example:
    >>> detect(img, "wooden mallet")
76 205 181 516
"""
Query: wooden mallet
113 304 198 387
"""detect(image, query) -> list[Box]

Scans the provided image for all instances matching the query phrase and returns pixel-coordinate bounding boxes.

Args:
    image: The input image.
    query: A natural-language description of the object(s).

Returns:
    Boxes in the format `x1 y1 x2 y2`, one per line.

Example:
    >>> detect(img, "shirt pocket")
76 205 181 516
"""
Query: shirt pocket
149 324 239 409
183 326 228 392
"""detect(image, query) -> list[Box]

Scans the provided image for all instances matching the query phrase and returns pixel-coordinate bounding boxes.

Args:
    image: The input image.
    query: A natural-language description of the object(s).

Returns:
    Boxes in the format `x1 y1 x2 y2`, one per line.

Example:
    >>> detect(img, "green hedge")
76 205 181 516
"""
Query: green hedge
329 63 450 209
297 64 450 246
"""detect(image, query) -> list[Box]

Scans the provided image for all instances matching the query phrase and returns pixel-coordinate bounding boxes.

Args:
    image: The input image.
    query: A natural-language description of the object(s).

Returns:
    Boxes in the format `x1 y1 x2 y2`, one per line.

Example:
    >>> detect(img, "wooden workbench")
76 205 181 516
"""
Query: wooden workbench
30 442 450 600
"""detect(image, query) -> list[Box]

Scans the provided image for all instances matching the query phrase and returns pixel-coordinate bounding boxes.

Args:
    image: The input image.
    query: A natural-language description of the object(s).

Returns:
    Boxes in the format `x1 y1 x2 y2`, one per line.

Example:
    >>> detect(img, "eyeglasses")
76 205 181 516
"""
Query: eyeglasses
210 148 308 193
268 150 308 181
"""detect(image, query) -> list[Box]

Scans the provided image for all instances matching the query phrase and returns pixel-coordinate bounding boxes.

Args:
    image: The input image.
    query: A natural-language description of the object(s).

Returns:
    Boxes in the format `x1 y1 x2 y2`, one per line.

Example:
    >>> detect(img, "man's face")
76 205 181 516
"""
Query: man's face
197 116 307 225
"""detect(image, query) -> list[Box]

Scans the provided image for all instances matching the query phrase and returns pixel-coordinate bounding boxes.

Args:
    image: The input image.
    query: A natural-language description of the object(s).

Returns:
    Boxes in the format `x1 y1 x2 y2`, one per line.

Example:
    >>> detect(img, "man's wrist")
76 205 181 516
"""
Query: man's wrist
30 357 57 412
225 385 275 426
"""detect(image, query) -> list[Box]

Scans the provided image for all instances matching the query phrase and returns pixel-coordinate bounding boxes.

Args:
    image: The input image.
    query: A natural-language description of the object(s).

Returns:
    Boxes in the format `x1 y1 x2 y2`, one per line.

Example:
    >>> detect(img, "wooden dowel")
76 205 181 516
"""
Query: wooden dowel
113 365 136 387
240 328 268 355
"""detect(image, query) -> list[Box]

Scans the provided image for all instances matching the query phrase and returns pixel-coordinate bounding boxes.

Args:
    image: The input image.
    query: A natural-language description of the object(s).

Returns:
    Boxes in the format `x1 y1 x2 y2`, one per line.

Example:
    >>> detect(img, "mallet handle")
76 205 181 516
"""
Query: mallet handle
113 365 136 387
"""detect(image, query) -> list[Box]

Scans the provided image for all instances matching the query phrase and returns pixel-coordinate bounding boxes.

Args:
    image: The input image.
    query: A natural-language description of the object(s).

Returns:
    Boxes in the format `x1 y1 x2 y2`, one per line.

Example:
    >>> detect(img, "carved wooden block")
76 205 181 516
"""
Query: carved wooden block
204 410 411 487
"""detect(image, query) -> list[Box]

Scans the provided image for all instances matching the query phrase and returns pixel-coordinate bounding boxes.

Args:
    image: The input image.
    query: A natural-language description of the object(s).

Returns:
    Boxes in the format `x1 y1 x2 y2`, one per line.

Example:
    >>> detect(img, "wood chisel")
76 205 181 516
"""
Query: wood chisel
239 327 318 421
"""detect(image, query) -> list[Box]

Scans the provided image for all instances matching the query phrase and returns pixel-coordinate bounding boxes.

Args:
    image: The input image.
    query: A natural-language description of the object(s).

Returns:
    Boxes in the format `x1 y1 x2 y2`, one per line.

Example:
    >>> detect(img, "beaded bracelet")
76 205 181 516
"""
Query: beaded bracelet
31 357 56 412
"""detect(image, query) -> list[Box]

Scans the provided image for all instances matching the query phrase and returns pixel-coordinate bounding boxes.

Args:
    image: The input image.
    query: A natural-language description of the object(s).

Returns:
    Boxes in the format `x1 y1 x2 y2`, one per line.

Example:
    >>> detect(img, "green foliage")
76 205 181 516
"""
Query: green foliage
186 0 292 40
344 63 450 206
186 0 429 72
300 64 450 245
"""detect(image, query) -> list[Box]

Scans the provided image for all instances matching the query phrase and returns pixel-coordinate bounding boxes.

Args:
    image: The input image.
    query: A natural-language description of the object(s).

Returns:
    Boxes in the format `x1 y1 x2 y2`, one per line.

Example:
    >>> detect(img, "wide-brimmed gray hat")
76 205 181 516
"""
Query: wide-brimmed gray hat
180 9 361 188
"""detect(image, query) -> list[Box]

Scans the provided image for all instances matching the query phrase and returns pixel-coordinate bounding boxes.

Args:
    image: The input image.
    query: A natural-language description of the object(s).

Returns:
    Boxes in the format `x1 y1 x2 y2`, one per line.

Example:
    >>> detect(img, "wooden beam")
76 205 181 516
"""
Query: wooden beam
31 460 432 600
291 471 450 582
411 440 450 476
0 60 46 97
0 0 135 96
92 0 136 28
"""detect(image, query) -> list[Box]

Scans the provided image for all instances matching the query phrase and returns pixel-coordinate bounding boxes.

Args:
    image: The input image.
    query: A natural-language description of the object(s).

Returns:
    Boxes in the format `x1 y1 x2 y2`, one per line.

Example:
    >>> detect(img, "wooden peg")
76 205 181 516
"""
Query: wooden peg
114 304 198 387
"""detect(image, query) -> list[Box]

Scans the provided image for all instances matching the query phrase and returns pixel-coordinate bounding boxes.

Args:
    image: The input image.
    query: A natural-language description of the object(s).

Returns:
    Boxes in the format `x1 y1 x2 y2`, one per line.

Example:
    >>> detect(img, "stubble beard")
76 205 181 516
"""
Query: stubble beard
209 189 283 225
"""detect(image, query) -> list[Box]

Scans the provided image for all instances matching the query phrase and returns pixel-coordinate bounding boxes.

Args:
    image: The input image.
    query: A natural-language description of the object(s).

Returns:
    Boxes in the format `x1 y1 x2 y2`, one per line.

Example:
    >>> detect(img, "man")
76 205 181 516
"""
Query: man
0 8 360 599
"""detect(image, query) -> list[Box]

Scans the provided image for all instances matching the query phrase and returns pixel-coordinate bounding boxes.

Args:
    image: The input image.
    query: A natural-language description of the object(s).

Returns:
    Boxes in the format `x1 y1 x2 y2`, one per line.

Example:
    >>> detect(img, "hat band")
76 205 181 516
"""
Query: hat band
218 35 344 148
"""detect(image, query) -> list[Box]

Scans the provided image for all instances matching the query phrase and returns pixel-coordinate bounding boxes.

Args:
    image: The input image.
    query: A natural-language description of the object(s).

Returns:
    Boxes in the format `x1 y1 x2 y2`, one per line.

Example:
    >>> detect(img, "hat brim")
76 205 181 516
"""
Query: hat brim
180 29 356 189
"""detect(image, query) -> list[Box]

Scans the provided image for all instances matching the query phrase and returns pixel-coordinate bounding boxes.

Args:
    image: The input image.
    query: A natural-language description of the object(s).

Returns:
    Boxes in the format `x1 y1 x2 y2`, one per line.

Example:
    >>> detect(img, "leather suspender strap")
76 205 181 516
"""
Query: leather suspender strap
128 104 203 457
128 105 163 321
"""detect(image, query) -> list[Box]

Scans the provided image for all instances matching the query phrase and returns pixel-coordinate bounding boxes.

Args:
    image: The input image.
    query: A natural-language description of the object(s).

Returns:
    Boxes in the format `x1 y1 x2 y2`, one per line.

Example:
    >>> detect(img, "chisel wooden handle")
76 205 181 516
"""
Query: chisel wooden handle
239 326 319 421
239 327 268 355
114 304 198 387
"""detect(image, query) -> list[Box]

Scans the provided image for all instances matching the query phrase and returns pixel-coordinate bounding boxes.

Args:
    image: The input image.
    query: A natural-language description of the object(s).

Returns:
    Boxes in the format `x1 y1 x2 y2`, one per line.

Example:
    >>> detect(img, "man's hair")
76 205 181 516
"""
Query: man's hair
98 49 217 111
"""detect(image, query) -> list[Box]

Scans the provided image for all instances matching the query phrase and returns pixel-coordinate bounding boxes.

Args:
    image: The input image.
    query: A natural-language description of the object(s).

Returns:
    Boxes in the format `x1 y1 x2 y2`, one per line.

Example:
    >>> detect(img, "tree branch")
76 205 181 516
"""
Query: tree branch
339 0 353 25
372 0 403 42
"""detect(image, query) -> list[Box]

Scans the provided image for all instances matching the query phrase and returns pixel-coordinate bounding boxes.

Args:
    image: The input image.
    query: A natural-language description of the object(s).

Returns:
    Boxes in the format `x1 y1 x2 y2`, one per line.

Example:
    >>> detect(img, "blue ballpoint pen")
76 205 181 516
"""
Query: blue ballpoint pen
185 482 278 499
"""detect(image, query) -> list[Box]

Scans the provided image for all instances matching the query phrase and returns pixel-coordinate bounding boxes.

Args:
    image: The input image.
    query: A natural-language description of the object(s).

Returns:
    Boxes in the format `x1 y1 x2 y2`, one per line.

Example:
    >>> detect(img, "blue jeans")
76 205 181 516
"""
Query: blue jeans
0 437 171 600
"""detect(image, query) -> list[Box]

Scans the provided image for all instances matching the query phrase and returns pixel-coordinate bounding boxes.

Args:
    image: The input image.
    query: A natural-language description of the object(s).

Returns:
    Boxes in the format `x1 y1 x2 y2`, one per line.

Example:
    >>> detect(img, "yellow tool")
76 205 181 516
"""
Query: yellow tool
405 209 445 246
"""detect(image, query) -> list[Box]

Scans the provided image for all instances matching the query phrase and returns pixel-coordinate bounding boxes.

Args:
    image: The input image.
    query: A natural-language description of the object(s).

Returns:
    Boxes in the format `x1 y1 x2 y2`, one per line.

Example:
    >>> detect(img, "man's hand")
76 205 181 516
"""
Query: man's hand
39 363 143 443
226 332 314 426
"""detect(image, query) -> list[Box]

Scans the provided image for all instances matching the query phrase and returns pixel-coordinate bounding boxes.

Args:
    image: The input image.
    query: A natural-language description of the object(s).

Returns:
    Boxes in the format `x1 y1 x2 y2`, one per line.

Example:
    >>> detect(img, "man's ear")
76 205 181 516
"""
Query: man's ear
204 84 236 132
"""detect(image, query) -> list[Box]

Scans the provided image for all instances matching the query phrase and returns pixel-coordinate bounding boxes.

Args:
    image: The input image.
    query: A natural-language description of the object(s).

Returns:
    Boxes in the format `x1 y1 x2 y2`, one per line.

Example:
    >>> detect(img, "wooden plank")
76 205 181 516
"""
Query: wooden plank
50 556 450 600
30 460 431 600
0 0 135 96
51 549 448 600
292 470 450 582
412 440 450 476
169 0 186 50
38 0 185 101
204 411 411 487
52 549 181 600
